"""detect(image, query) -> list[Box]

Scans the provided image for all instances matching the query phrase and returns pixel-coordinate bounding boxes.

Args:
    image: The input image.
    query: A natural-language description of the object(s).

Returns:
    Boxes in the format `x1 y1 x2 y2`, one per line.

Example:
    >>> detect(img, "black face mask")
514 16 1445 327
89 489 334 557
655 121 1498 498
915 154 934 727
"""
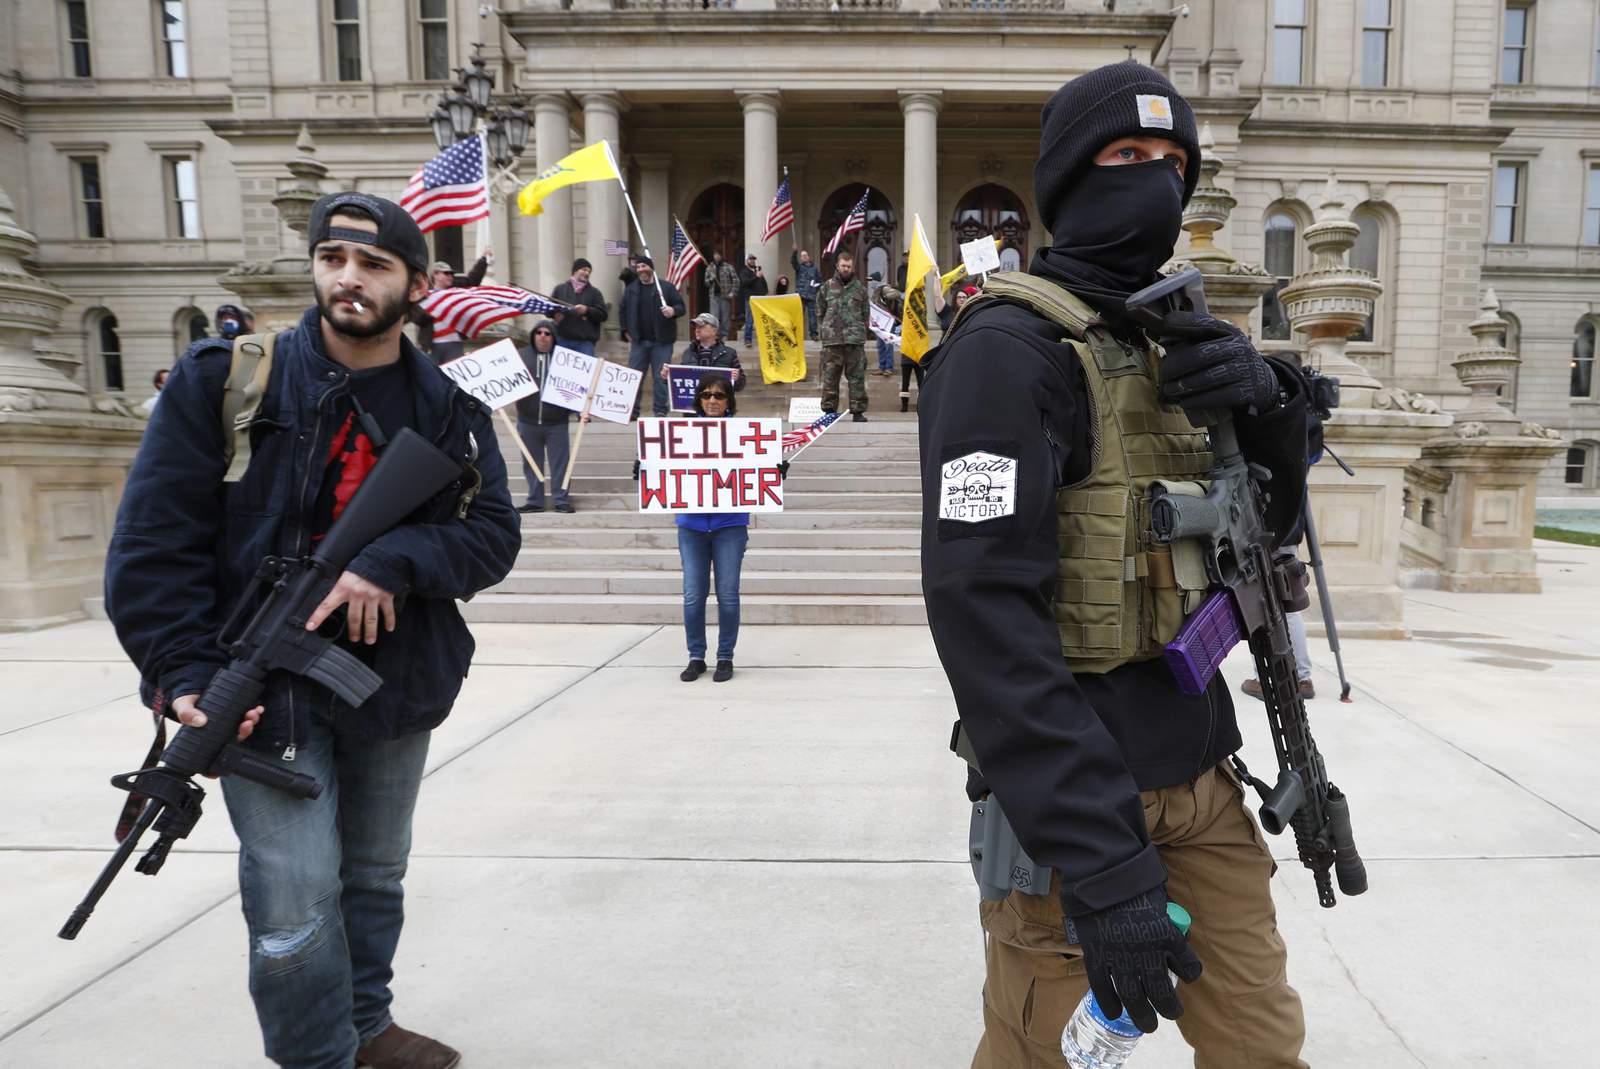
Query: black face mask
1034 159 1187 306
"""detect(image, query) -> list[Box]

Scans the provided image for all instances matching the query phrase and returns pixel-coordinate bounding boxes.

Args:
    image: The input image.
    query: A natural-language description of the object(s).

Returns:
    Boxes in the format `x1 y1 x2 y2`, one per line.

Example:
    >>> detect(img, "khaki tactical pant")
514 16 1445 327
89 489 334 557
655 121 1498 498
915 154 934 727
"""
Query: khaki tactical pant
972 765 1308 1069
820 343 868 414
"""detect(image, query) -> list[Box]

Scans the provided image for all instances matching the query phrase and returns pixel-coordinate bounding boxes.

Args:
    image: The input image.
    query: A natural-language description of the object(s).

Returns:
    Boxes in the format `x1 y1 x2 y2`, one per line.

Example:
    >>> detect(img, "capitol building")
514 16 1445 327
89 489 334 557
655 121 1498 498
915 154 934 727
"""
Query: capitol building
2 0 1597 496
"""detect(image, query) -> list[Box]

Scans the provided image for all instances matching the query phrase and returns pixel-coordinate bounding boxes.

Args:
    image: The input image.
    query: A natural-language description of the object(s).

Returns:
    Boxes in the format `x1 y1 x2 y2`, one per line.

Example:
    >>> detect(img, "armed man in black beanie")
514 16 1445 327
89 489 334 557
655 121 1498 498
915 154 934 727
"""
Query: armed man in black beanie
919 62 1312 1067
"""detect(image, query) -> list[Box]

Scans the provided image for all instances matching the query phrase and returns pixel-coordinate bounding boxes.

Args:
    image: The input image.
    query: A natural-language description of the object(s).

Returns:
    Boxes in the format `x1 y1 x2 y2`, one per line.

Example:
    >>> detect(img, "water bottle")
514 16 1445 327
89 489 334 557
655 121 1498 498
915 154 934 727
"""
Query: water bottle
1060 902 1192 1069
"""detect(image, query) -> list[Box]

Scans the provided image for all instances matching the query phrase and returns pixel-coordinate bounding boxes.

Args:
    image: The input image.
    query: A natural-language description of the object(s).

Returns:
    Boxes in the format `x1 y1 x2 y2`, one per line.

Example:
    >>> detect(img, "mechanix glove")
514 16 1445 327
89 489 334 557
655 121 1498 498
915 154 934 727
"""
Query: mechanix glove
1156 311 1282 418
1065 886 1204 1034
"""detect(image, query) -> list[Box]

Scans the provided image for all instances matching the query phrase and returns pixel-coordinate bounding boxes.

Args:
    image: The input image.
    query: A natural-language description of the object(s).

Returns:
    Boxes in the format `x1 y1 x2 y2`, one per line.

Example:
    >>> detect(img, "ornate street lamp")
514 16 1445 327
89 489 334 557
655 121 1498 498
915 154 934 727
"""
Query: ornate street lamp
462 45 495 112
428 100 455 152
484 118 510 171
444 83 477 143
502 97 530 158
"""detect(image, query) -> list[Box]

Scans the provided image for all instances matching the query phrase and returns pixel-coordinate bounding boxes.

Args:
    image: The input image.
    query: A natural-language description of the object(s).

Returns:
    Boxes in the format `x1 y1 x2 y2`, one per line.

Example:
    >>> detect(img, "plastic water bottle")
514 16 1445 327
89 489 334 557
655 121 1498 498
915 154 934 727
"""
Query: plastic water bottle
1061 902 1192 1068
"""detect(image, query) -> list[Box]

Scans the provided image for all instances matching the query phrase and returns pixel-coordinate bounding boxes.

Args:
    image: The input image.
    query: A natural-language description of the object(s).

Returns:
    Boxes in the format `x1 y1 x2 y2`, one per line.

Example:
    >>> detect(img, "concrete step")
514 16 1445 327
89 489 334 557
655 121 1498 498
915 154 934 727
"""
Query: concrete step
495 570 924 596
514 509 919 530
518 527 919 549
512 547 920 571
515 491 922 512
460 592 929 626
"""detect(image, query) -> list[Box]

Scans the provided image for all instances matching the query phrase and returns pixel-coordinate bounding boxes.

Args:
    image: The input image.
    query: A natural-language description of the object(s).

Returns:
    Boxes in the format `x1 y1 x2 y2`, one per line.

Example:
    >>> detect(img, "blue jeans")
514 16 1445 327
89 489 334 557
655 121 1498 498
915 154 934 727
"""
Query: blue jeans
629 340 674 416
743 296 754 344
559 338 596 357
221 721 431 1069
678 524 748 661
877 337 895 372
517 418 571 506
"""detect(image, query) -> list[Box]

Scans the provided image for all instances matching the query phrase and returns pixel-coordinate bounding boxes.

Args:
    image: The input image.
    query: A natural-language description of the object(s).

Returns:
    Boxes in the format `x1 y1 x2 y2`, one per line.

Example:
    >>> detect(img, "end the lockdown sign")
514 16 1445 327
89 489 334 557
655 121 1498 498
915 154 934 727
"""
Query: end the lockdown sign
438 338 537 409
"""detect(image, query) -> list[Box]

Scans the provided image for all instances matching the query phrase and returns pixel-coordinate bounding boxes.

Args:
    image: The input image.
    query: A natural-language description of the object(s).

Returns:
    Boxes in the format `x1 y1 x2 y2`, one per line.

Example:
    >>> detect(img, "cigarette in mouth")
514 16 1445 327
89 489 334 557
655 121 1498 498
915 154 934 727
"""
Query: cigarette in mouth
351 300 365 313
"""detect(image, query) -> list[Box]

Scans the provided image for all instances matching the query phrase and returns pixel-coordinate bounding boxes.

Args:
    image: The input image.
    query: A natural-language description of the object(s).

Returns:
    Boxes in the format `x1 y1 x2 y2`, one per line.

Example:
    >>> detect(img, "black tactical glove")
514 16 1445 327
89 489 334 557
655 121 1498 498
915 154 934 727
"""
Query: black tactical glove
1156 311 1282 418
1065 886 1203 1034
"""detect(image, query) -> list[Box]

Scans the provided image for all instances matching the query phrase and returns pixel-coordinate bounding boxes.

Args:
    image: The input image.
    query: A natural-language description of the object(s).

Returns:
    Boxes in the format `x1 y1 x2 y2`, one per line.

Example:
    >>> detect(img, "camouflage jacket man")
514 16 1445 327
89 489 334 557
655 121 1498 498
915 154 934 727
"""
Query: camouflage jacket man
817 275 868 345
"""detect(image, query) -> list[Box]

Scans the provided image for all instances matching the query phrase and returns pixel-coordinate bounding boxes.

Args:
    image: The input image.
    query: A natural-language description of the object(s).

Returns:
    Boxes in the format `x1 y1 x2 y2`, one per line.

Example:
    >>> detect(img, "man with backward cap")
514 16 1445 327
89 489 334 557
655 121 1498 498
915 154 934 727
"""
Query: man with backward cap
918 63 1314 1067
105 190 521 1069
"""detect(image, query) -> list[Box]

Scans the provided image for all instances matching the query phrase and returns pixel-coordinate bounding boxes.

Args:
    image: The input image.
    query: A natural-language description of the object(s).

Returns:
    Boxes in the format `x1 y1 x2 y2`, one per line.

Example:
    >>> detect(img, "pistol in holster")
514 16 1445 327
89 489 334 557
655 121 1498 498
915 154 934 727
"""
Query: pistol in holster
952 720 1053 902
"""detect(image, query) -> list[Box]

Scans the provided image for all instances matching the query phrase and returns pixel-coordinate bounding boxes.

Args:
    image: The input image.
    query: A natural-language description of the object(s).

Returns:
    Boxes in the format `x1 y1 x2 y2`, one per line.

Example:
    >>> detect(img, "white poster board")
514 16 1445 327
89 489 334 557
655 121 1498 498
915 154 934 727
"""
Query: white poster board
437 338 538 409
542 345 598 414
787 397 824 424
960 235 1002 277
636 417 785 514
868 304 900 349
590 361 644 425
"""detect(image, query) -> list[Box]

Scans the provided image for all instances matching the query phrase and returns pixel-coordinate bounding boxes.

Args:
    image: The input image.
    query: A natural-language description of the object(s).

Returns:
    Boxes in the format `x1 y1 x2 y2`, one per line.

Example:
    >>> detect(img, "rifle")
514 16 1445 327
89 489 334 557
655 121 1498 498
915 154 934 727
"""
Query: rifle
60 427 465 939
1125 269 1367 909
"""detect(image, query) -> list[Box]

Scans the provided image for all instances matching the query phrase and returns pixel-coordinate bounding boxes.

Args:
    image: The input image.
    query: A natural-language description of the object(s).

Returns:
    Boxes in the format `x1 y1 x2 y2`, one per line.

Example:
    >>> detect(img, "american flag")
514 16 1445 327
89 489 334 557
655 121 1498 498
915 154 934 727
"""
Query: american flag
666 218 705 289
824 189 870 255
419 284 570 343
782 411 842 462
604 238 631 256
761 175 794 243
399 135 489 234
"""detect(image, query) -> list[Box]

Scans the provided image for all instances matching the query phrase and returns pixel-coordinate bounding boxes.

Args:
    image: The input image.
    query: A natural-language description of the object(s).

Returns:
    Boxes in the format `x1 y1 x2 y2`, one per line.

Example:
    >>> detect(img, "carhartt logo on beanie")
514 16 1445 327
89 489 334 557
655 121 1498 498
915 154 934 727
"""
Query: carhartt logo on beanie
1034 61 1201 223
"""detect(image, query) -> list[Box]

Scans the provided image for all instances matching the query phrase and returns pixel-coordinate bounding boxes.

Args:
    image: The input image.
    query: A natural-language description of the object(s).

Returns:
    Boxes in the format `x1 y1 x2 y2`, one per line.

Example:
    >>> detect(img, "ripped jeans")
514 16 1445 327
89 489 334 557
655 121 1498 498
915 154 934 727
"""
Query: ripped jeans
221 720 430 1069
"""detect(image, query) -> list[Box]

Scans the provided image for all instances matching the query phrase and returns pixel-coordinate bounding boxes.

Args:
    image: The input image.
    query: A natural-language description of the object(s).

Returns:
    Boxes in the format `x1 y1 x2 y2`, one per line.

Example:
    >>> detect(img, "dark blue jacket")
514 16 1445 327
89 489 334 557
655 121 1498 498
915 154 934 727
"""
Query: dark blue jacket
620 275 687 344
104 307 522 753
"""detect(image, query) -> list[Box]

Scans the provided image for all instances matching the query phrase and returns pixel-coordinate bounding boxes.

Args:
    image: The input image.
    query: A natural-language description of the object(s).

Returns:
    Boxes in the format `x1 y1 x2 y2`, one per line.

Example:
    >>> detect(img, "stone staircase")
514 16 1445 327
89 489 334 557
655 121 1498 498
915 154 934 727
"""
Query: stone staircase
465 358 929 625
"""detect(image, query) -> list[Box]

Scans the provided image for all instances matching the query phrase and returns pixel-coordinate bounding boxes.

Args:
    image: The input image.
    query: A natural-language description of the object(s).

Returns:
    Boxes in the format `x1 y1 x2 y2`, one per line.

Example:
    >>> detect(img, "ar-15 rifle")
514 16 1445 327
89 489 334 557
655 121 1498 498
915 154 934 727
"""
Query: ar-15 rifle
1125 269 1367 909
60 427 465 939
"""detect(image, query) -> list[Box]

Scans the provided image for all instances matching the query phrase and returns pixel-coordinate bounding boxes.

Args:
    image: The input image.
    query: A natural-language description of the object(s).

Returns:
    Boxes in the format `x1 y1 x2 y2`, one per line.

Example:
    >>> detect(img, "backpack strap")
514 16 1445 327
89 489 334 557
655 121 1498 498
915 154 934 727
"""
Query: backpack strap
948 270 1101 342
220 332 279 484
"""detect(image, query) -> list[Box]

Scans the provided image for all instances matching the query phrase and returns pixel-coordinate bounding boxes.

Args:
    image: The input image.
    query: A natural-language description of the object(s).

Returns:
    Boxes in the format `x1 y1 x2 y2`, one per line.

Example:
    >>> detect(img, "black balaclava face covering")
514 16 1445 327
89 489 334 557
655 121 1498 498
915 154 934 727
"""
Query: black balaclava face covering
1031 158 1186 321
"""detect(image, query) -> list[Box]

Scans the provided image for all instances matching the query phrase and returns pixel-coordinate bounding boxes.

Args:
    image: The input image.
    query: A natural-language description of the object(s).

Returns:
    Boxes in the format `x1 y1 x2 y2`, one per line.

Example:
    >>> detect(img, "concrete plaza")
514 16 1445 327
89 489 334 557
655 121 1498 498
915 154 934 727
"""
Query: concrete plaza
1 543 1597 1067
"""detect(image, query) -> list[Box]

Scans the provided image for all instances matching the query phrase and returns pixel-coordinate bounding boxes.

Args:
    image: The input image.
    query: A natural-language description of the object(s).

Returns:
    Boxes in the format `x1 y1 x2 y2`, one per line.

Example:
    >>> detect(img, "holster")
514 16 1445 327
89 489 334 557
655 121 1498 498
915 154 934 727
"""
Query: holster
954 720 1053 901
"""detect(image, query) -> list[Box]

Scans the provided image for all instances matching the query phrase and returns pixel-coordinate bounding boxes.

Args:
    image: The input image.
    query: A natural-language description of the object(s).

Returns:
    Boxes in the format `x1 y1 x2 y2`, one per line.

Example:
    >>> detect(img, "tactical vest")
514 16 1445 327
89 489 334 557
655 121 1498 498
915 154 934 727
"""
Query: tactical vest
952 272 1214 674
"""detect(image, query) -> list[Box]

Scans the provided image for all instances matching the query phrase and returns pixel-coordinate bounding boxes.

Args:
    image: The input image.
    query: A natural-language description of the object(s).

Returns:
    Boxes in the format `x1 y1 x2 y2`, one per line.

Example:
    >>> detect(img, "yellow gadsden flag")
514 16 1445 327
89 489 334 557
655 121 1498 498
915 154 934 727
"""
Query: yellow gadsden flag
901 215 939 364
748 294 807 384
517 141 621 217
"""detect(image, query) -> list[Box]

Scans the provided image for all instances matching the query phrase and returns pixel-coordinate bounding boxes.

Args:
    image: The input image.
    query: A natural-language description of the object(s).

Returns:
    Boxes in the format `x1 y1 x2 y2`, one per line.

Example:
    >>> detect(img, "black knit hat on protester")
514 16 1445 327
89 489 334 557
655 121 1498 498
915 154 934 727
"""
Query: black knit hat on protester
1034 62 1201 221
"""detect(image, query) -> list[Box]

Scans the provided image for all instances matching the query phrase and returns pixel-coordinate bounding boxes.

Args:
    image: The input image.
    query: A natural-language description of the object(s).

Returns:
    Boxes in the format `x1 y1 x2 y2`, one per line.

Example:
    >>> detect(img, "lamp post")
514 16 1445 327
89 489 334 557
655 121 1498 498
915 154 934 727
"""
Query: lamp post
426 42 530 169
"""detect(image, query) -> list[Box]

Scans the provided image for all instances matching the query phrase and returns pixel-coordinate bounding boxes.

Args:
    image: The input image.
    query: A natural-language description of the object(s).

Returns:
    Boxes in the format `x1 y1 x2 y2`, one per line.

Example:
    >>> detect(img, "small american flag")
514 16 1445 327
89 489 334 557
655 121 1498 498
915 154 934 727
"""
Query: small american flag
824 189 870 255
399 135 489 234
782 411 842 462
761 175 794 243
419 284 570 343
604 238 631 256
666 218 705 289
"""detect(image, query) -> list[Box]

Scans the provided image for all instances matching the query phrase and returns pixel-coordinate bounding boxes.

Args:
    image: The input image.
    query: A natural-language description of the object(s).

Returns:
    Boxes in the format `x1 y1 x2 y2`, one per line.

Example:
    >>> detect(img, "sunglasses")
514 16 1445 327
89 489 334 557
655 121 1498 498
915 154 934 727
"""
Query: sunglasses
698 391 730 401
534 330 553 336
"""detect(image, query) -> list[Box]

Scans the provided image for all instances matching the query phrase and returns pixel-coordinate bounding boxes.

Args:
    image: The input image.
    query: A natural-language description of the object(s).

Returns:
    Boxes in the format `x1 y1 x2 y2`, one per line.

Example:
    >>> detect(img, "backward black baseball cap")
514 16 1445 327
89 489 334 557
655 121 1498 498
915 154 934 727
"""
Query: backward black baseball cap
307 192 431 276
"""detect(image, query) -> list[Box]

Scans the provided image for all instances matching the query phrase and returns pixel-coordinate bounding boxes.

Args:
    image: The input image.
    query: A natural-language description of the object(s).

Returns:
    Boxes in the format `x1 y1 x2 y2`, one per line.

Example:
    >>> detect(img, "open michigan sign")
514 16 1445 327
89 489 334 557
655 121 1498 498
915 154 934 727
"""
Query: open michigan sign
636 417 785 514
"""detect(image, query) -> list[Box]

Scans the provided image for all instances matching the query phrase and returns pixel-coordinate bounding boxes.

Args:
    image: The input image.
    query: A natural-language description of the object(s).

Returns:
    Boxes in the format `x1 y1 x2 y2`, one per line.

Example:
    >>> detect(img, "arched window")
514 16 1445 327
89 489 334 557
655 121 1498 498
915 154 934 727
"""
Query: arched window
1566 442 1598 488
1261 210 1299 340
815 185 895 282
1574 318 1597 400
173 306 207 353
87 310 123 392
1350 208 1383 343
950 184 1030 274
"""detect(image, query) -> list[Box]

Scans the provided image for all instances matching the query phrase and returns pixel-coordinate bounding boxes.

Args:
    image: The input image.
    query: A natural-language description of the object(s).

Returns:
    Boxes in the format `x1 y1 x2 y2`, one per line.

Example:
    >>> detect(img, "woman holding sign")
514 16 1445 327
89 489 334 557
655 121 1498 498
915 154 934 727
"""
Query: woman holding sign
675 379 751 684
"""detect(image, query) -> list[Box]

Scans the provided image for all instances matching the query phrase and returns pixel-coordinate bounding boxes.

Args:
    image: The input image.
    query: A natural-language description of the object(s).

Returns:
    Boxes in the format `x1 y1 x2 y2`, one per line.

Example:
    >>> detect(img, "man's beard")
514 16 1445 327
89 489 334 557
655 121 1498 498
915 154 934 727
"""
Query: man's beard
315 283 409 339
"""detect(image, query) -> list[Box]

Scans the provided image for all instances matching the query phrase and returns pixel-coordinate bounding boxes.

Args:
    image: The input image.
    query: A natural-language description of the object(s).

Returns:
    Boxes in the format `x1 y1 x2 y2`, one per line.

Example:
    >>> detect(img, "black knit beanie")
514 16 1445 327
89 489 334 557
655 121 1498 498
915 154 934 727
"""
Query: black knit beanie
1034 62 1201 221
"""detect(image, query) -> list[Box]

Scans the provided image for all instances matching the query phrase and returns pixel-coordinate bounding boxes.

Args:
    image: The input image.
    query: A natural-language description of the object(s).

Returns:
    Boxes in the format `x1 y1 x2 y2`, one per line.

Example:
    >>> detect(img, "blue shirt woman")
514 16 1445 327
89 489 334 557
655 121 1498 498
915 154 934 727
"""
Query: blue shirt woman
676 374 748 682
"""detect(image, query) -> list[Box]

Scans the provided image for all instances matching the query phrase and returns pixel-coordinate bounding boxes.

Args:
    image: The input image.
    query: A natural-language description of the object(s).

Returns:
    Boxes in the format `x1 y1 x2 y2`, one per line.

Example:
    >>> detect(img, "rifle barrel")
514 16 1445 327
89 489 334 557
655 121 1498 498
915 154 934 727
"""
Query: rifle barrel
58 797 161 940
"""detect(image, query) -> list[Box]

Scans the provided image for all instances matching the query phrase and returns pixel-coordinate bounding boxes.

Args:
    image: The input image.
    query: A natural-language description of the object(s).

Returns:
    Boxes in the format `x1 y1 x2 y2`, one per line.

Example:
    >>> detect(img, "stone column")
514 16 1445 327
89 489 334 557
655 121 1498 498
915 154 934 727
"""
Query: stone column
0 184 144 628
219 126 327 333
533 93 575 294
634 153 671 263
899 91 941 256
1281 177 1450 638
581 93 625 279
741 92 781 275
1420 290 1566 592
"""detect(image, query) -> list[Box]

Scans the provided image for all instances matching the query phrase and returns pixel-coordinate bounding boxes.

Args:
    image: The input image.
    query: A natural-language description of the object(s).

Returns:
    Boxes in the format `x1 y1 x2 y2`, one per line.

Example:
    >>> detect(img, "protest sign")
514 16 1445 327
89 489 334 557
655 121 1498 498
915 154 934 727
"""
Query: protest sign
869 303 900 349
589 361 644 425
960 234 1002 277
787 396 823 424
543 345 599 413
438 338 538 409
749 294 807 383
636 417 784 514
665 364 734 412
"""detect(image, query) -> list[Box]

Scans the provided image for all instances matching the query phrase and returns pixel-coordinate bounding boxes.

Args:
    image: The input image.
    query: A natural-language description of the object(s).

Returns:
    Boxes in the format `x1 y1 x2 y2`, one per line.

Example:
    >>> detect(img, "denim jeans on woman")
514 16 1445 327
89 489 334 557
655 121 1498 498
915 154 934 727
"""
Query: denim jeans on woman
677 524 748 661
221 713 430 1069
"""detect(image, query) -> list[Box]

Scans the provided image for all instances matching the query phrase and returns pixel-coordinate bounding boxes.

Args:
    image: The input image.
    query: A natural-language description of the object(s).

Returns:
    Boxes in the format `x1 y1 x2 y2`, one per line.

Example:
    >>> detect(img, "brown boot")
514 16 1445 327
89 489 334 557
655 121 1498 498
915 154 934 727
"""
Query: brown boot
1240 677 1315 701
356 1023 461 1069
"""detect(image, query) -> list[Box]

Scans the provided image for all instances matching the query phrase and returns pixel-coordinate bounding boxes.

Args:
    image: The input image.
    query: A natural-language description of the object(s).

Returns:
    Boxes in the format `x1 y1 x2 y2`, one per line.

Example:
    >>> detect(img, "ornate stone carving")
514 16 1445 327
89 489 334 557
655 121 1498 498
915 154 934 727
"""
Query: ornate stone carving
1279 175 1383 400
1171 124 1274 331
977 153 1005 178
1520 421 1562 440
842 155 870 178
0 388 43 412
1372 386 1442 414
0 184 88 411
1449 288 1522 430
710 155 737 179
